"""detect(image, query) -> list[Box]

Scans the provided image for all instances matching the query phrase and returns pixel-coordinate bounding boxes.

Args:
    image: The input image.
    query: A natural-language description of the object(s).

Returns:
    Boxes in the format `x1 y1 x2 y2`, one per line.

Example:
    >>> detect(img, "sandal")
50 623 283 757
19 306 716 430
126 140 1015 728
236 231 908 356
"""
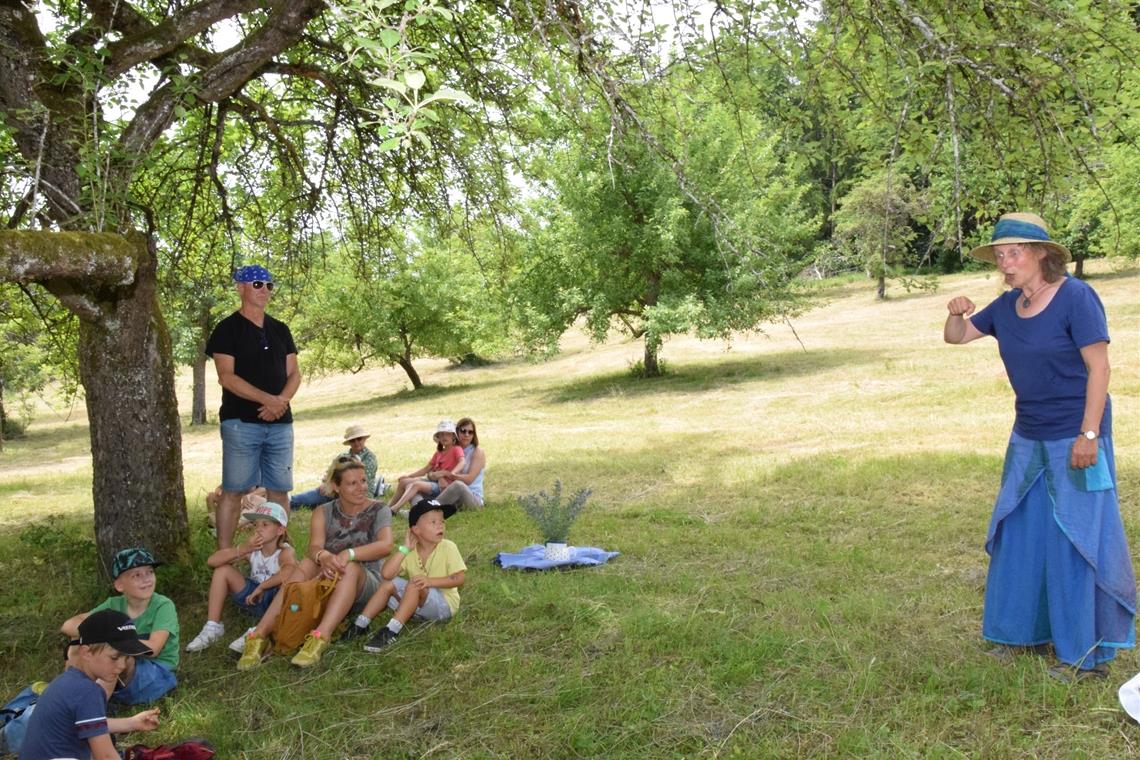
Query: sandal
1048 663 1109 683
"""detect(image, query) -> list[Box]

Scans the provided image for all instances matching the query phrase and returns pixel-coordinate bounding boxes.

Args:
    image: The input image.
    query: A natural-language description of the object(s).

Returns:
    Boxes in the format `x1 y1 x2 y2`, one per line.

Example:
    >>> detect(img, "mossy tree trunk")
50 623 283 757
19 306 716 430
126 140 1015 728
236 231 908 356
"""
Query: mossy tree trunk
0 231 189 573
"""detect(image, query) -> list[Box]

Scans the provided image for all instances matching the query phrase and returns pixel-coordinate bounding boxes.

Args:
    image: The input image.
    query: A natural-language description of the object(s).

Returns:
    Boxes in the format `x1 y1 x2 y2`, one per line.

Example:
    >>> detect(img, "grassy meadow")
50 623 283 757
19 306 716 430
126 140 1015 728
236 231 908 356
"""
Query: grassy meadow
1 263 1138 758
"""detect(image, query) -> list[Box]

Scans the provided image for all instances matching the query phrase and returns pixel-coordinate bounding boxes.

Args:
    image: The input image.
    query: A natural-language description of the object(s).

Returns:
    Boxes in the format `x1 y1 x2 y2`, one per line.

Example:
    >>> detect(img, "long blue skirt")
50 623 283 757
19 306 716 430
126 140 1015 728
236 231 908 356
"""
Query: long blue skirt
982 432 1136 669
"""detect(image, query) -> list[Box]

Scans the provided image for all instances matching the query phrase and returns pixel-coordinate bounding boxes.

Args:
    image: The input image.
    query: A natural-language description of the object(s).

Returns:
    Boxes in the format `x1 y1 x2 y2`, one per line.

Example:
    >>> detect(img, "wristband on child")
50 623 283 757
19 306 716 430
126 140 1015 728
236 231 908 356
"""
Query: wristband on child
398 545 410 556
348 548 356 562
315 549 327 563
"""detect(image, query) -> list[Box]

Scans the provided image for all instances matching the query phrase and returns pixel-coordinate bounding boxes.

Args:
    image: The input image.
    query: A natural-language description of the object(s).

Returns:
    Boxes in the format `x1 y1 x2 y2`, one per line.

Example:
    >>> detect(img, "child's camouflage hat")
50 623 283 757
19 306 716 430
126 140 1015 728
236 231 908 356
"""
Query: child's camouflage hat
111 547 161 578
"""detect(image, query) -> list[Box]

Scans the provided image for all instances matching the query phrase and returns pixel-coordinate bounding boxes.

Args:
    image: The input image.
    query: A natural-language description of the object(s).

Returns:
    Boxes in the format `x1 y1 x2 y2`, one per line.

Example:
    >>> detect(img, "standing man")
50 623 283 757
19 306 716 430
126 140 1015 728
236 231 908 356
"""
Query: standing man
205 265 300 548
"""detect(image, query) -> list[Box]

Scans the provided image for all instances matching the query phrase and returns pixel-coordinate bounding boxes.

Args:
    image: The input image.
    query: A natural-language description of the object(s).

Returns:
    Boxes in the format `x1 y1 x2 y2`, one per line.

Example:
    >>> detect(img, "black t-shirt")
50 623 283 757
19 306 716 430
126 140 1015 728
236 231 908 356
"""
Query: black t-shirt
205 310 298 424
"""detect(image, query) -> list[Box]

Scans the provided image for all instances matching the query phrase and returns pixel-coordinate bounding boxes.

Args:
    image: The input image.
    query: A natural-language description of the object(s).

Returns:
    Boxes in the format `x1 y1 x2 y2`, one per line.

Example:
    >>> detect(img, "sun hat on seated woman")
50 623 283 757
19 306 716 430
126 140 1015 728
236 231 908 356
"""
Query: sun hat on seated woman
969 212 1071 264
342 424 370 444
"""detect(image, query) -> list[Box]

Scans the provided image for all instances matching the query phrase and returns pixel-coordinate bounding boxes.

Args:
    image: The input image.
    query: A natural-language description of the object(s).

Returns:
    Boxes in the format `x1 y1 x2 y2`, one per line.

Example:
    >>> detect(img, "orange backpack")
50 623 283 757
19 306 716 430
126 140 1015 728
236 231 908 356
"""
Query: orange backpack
271 577 337 654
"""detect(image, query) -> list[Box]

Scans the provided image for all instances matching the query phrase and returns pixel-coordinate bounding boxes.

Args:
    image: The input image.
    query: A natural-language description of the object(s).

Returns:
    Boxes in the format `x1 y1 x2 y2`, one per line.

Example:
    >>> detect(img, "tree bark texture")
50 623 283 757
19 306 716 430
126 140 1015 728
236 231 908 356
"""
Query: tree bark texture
0 374 6 451
642 334 661 378
396 354 424 390
191 303 211 425
0 230 189 575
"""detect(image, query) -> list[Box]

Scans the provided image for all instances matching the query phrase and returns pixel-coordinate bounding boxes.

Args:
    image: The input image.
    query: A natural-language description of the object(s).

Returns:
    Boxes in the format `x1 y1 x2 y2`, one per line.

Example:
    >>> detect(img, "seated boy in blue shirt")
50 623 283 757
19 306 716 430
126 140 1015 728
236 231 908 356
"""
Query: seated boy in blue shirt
61 548 179 704
19 609 159 760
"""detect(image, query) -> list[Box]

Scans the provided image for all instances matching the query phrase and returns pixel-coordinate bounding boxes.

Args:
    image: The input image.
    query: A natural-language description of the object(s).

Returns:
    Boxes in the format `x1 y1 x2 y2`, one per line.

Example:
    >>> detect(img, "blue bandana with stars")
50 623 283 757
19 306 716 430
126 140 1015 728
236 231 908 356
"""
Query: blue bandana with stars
233 265 274 283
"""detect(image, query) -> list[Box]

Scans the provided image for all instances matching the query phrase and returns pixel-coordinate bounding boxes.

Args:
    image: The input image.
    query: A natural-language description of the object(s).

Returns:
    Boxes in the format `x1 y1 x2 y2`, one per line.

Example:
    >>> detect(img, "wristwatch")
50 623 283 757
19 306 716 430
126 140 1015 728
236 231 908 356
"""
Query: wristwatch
1082 430 1098 441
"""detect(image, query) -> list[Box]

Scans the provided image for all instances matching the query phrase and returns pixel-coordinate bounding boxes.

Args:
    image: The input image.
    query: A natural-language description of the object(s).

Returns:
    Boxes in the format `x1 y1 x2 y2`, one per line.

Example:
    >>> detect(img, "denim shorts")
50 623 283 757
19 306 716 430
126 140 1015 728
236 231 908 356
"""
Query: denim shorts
220 418 294 492
388 577 453 622
233 578 279 619
111 659 177 705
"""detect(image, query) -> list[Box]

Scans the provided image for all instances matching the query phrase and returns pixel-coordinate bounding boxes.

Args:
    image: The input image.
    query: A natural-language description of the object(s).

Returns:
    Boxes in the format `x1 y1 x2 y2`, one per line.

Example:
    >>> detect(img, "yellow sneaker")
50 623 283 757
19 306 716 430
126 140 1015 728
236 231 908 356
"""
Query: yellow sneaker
291 632 329 667
236 635 269 671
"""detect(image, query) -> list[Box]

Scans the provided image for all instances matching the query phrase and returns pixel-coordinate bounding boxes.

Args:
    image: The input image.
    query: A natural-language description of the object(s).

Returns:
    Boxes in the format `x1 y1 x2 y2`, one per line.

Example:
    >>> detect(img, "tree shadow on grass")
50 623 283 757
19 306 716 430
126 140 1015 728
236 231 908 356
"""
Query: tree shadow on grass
0 422 91 470
545 348 882 404
1082 266 1139 282
296 377 511 424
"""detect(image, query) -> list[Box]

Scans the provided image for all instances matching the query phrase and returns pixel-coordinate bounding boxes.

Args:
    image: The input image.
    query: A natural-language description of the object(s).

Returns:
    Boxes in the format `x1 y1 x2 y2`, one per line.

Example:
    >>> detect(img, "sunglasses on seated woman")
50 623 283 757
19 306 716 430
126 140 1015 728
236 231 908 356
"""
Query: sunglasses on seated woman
458 427 474 434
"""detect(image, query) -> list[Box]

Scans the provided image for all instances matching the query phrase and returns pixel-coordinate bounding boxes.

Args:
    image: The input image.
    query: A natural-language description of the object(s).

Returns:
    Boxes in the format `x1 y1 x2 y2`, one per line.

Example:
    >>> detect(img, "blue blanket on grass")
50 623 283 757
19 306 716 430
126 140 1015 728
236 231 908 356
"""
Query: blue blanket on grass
494 544 619 570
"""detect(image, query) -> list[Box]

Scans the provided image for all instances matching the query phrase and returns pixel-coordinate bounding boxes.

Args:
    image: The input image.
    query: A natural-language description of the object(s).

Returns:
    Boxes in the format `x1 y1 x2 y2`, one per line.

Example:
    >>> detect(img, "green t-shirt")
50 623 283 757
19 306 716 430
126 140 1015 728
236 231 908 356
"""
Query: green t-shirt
92 593 180 669
402 538 466 614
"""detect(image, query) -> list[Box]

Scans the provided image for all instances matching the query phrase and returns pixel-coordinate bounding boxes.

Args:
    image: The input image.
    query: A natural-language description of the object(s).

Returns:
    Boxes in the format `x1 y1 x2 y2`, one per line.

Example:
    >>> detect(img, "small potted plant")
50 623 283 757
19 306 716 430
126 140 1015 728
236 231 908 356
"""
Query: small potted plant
517 480 591 561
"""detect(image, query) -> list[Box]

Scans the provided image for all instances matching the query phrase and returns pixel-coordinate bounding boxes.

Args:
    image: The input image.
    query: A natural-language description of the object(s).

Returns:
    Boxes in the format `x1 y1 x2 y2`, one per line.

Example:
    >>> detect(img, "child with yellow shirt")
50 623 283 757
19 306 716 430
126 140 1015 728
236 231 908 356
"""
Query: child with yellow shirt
340 500 465 651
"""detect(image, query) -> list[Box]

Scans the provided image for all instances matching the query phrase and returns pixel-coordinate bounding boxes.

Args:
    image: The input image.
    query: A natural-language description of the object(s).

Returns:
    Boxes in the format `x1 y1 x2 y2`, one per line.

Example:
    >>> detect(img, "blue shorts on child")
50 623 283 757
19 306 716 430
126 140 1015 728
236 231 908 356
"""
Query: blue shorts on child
233 578 279 619
112 659 177 705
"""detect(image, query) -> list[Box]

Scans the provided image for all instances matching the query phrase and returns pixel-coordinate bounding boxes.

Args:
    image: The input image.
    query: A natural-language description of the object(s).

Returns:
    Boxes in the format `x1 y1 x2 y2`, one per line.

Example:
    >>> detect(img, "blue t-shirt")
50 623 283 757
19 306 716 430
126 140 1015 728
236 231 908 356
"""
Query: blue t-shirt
970 274 1111 440
18 667 108 760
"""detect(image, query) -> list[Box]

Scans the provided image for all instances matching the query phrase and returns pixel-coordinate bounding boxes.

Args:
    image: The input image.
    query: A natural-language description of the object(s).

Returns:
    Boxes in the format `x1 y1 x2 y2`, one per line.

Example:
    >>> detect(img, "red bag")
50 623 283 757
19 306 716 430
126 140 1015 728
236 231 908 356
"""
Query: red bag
122 739 215 760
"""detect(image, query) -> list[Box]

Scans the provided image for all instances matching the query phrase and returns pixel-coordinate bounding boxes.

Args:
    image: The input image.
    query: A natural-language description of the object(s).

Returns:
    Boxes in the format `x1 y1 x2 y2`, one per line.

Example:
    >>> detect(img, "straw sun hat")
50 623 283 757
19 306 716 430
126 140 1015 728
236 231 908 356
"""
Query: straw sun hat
968 212 1071 265
342 424 370 444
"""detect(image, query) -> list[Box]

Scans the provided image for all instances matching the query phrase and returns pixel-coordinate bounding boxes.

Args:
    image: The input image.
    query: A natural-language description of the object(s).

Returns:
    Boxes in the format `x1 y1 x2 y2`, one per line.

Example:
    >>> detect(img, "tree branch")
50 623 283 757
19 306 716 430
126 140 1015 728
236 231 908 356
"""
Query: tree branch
113 1 328 195
0 231 140 285
103 0 265 79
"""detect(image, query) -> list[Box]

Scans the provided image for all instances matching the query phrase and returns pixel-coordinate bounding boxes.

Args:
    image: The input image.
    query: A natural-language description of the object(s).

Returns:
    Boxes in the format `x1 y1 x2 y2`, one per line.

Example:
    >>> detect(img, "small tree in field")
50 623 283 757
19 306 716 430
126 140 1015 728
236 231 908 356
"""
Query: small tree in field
298 226 509 389
515 94 817 377
830 172 932 299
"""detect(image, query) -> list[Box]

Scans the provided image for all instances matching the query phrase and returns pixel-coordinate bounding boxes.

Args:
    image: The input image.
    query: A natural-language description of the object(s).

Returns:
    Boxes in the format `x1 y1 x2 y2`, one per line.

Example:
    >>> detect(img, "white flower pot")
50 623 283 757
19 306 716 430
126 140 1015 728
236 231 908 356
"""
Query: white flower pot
543 542 570 561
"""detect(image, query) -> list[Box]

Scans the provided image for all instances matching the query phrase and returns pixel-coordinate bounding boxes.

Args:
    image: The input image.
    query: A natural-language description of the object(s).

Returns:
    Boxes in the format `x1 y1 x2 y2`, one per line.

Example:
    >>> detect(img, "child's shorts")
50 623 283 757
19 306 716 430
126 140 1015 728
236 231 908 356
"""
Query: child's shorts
233 578 279 618
112 659 177 705
420 479 443 498
388 577 453 622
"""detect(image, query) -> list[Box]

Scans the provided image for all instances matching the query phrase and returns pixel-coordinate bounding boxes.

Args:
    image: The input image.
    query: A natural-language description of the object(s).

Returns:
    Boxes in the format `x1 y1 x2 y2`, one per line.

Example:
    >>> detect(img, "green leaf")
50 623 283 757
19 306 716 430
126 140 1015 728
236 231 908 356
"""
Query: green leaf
420 87 476 106
378 28 402 49
405 70 426 90
373 78 407 95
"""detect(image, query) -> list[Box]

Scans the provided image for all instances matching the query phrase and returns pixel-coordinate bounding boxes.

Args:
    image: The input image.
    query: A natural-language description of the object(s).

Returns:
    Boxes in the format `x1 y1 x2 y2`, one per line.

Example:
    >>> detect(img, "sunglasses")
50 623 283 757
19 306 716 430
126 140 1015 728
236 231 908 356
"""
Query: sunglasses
458 428 474 434
335 455 359 467
250 281 274 290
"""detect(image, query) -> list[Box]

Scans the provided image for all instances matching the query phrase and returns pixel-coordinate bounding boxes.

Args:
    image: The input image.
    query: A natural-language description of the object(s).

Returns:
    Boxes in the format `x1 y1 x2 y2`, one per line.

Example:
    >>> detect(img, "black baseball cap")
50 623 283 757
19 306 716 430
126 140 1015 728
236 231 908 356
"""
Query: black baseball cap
408 499 456 527
74 609 153 657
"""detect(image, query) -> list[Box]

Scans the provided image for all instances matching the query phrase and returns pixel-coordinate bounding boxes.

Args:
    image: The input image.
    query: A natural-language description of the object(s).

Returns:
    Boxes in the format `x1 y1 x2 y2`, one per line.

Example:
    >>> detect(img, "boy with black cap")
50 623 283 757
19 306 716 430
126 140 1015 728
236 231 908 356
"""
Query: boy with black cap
19 609 160 760
341 500 466 651
61 548 179 705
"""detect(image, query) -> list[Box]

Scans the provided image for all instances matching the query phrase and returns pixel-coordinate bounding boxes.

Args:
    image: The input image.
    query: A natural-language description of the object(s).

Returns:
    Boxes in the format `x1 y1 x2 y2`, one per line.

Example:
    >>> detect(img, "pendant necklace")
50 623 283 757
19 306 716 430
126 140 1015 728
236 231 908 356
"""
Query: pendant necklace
1021 281 1056 308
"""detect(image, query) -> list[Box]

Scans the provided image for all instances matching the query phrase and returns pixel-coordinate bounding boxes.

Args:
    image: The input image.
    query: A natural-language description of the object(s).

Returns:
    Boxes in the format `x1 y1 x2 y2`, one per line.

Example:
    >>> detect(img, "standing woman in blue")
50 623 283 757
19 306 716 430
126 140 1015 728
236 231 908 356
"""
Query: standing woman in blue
943 212 1135 680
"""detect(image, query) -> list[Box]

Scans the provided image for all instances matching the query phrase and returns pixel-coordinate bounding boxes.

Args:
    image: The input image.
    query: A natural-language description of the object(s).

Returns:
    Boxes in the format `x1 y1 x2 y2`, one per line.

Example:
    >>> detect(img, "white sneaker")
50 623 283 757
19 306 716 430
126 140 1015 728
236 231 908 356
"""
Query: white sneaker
185 623 225 652
229 627 255 653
